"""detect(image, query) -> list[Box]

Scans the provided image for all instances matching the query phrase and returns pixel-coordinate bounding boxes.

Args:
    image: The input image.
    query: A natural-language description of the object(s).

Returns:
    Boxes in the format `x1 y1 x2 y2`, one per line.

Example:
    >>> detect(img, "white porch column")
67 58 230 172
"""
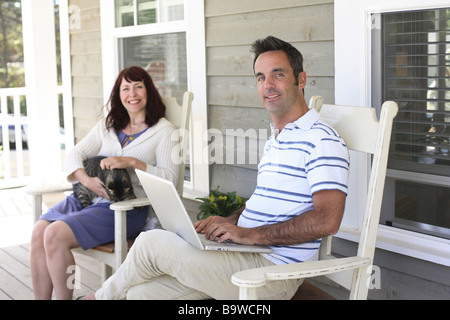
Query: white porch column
22 0 63 187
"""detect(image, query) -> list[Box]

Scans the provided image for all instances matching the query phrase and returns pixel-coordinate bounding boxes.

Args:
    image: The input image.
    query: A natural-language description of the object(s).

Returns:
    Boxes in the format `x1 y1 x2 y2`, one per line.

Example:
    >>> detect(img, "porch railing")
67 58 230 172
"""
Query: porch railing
0 87 29 189
0 86 72 189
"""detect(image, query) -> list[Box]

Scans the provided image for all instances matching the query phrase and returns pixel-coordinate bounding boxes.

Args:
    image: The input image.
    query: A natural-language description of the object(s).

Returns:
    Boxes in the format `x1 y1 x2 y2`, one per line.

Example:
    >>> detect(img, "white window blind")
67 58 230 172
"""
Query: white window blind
379 8 450 177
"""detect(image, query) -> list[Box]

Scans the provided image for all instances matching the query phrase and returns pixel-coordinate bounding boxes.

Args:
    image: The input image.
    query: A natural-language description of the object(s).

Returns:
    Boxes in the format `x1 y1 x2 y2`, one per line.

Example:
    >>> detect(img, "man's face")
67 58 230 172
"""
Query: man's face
254 50 306 117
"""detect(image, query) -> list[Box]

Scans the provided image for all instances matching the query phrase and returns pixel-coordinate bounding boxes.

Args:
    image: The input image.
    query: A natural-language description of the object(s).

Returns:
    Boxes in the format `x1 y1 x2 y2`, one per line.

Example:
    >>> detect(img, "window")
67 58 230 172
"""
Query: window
115 0 188 175
336 0 450 264
119 33 187 101
372 8 450 239
115 0 184 27
114 0 187 103
100 0 209 197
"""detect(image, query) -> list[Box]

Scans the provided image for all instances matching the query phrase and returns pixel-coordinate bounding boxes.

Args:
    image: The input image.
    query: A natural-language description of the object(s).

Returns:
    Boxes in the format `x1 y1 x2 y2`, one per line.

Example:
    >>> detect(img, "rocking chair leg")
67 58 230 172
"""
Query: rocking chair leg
101 264 113 283
239 287 258 300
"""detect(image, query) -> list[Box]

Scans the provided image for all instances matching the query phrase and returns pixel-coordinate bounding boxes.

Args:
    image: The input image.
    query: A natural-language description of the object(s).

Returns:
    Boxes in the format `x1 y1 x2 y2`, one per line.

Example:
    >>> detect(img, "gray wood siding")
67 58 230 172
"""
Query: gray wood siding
69 0 103 143
205 0 335 195
67 0 336 195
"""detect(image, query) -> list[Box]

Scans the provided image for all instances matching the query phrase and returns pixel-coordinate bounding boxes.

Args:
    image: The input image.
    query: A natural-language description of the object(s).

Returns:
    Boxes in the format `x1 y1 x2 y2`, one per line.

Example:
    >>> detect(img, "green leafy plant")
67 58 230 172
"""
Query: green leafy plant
196 187 247 220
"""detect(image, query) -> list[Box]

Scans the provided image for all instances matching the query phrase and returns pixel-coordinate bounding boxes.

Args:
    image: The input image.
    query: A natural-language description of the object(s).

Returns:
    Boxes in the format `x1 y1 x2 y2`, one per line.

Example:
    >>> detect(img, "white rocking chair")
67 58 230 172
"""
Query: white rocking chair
28 91 193 281
232 98 398 300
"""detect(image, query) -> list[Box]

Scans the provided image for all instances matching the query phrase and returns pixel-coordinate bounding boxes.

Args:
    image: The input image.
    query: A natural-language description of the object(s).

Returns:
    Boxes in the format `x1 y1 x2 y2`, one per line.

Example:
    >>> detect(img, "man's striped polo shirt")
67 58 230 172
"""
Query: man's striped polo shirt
237 108 349 265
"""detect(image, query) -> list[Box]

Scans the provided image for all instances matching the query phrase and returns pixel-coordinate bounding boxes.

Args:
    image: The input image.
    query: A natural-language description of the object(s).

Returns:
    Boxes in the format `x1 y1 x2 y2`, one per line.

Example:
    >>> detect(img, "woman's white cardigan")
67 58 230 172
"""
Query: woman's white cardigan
64 117 179 199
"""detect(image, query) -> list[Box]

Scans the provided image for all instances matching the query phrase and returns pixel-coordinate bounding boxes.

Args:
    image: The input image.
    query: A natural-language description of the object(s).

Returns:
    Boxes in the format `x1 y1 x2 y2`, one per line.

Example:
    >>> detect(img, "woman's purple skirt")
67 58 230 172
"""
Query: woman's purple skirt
40 194 148 250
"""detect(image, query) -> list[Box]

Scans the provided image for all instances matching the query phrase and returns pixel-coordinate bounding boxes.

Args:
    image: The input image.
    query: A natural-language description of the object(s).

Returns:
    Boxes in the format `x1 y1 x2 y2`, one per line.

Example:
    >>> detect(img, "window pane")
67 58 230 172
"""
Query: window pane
120 32 190 181
137 0 157 25
115 0 184 27
119 32 188 108
163 0 185 22
374 8 450 239
393 181 450 238
115 0 135 27
381 9 450 176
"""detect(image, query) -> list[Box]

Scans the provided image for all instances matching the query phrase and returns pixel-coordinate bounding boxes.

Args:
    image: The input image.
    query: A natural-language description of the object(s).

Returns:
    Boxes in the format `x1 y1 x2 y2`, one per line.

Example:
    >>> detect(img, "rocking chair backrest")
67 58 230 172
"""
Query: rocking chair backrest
162 91 194 195
312 99 398 298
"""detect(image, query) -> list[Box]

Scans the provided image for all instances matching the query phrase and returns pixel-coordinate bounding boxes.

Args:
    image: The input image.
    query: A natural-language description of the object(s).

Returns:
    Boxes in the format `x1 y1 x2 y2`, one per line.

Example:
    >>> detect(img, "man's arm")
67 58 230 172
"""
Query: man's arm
250 190 346 245
196 190 346 246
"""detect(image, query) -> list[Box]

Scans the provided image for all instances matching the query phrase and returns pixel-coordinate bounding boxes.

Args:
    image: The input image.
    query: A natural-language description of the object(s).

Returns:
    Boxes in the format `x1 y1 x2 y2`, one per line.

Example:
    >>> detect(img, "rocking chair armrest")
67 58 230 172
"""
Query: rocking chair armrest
232 256 371 289
109 197 151 211
27 183 74 223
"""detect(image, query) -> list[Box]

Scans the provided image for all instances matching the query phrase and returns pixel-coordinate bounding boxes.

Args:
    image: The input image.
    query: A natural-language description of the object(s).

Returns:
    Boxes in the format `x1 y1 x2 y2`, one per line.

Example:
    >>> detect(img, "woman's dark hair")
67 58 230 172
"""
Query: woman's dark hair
251 36 304 86
105 66 166 132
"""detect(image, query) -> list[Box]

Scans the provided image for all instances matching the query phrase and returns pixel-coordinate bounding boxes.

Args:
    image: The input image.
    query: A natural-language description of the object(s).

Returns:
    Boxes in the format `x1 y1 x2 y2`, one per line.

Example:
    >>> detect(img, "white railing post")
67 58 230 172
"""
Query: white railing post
22 0 63 188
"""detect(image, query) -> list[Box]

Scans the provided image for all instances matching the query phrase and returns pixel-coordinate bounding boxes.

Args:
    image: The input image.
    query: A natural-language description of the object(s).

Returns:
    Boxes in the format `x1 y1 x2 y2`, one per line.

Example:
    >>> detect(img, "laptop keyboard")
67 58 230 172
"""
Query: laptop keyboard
198 233 234 245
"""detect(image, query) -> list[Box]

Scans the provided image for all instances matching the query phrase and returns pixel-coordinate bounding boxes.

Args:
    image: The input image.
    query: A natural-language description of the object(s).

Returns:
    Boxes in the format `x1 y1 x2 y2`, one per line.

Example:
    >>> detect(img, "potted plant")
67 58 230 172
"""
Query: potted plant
196 187 247 220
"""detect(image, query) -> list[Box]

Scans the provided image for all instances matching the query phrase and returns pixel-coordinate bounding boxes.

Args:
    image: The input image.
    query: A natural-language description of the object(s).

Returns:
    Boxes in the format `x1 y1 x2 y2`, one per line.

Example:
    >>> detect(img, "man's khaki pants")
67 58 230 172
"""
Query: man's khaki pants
95 229 301 300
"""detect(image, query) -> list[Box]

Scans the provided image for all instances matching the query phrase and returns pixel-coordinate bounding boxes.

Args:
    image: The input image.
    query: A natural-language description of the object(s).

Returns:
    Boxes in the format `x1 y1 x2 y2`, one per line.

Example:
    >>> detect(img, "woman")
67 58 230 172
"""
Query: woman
30 66 179 300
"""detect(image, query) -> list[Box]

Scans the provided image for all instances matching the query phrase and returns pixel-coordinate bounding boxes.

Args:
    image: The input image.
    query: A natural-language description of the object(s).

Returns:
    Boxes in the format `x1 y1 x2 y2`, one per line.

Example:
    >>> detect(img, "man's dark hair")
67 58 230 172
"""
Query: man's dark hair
251 36 304 86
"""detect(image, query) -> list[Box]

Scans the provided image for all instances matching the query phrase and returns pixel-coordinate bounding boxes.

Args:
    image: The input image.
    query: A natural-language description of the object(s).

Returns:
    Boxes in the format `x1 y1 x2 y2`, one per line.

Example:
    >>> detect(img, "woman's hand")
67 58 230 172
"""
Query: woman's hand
80 175 110 200
71 168 109 199
100 156 147 171
100 157 133 170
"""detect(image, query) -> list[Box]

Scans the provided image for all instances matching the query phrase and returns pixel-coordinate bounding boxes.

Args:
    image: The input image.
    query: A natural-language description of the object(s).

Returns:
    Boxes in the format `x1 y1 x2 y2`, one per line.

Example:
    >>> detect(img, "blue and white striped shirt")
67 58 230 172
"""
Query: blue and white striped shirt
238 109 349 265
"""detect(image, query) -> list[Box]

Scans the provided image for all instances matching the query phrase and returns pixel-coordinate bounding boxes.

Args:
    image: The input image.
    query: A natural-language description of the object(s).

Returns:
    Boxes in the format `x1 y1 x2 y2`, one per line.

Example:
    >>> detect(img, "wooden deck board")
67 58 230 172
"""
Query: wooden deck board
0 248 33 289
0 188 102 300
0 244 102 300
0 249 34 300
0 188 202 300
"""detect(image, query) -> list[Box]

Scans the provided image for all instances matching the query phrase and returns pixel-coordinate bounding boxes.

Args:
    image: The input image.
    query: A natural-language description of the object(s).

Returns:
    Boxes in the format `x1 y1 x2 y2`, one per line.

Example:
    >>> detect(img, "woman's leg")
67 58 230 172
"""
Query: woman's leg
43 221 80 300
30 220 53 300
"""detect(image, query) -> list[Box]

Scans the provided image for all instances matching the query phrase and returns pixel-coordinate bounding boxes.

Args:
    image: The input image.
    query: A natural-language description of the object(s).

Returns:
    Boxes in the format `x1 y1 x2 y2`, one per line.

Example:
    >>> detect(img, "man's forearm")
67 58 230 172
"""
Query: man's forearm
249 210 328 246
247 190 346 246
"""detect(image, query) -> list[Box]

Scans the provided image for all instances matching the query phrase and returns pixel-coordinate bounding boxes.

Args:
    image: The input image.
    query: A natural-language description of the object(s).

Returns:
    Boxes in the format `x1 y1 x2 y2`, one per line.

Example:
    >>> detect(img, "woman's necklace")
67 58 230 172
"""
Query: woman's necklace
121 120 147 147
127 121 145 142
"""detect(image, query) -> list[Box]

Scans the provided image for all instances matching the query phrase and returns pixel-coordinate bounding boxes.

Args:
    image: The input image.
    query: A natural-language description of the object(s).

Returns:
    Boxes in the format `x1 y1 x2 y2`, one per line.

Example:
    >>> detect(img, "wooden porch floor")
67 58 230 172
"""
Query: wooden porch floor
0 187 102 300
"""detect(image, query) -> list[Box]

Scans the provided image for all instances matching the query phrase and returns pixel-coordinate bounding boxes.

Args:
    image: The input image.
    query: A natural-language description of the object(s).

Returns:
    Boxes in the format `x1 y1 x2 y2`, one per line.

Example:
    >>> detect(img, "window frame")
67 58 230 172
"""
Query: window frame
335 0 450 266
372 10 450 178
100 0 209 198
371 9 450 240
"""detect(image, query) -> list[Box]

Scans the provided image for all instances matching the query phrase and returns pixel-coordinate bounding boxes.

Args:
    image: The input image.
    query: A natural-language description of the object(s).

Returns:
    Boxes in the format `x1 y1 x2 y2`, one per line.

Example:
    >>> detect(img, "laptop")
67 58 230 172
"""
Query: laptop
135 169 272 254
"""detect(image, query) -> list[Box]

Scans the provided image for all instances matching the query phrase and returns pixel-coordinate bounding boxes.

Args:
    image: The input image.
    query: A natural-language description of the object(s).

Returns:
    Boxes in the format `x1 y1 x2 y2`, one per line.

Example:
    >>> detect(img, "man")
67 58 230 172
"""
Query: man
85 36 349 300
